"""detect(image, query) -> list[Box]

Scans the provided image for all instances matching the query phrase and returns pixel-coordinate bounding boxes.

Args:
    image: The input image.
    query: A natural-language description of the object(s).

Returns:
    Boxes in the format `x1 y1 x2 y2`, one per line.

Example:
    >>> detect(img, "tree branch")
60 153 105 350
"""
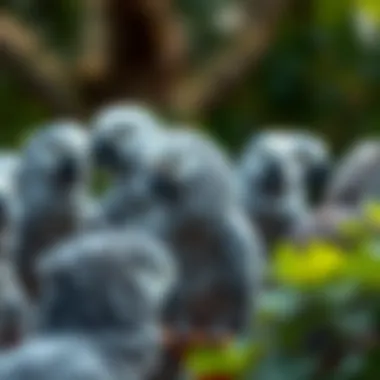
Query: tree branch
169 0 289 119
75 0 109 83
0 11 83 117
74 0 186 111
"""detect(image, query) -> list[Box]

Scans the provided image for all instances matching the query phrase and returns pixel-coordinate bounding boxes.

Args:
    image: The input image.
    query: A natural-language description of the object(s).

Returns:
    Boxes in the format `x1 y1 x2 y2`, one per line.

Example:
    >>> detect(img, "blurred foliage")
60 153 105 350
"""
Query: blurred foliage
0 73 47 147
249 201 380 380
183 202 380 379
204 0 380 154
2 0 380 153
3 2 380 379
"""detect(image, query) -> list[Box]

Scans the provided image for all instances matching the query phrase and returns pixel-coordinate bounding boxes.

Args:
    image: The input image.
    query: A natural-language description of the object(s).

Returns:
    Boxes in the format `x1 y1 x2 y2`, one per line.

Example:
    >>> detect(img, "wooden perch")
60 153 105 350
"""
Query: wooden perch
0 11 83 117
170 0 289 119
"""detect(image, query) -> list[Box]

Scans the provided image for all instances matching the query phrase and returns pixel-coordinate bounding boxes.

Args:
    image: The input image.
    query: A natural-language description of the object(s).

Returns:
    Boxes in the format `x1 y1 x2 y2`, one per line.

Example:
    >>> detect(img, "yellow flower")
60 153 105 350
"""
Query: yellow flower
184 341 261 377
273 241 346 287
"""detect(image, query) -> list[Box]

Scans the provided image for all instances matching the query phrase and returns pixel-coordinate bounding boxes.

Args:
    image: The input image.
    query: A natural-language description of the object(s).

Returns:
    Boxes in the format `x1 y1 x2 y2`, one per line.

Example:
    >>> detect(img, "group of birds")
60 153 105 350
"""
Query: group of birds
0 102 378 380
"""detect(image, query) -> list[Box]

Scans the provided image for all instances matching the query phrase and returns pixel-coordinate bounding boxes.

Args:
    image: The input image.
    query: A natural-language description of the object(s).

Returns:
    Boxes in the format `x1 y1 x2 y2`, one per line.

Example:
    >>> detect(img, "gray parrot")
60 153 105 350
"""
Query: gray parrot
14 121 96 300
90 103 166 227
236 129 331 249
141 128 265 380
145 128 264 336
0 229 176 380
291 139 380 247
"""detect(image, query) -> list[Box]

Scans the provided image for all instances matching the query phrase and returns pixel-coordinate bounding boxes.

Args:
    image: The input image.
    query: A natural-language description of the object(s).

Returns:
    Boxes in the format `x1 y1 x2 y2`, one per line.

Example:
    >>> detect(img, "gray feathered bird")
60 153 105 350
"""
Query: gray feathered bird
91 103 165 227
146 128 264 336
291 139 380 246
149 128 238 224
0 229 176 380
144 128 265 380
14 121 96 300
237 130 331 249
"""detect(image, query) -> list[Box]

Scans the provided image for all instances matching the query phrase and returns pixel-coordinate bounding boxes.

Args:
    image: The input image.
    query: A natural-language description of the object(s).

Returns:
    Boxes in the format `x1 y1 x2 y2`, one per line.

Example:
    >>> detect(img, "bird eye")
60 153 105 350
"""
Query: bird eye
151 174 182 203
258 159 285 196
55 156 79 185
305 162 331 205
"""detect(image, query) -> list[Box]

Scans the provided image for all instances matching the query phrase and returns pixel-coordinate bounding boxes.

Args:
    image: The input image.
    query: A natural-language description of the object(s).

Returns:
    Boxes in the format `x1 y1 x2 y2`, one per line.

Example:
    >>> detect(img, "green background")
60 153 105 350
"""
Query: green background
3 0 380 154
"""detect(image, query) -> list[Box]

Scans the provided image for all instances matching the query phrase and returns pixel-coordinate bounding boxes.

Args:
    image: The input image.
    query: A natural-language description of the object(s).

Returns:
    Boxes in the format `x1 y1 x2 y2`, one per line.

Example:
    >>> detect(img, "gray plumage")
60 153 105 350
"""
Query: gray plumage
291 139 380 247
325 139 380 208
14 121 95 299
37 229 176 331
91 103 165 227
91 103 163 174
0 336 114 380
146 128 264 336
237 130 331 248
162 208 264 335
149 128 239 225
0 229 176 380
143 129 265 380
